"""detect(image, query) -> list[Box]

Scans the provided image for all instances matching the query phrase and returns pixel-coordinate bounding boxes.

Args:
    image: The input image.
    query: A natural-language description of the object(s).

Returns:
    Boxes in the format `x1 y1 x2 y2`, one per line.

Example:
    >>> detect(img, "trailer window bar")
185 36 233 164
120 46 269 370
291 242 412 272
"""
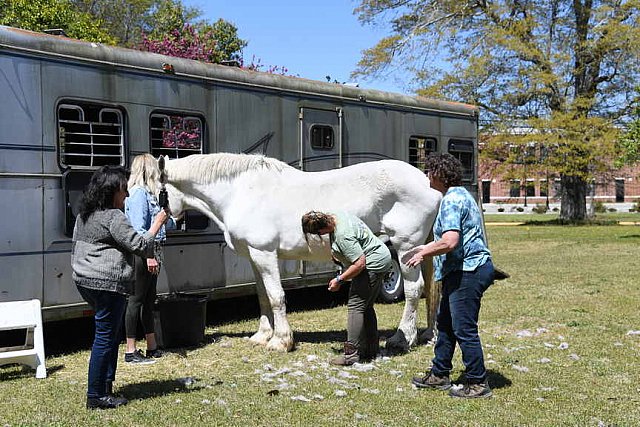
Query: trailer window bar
57 103 124 168
150 113 203 159
408 136 437 172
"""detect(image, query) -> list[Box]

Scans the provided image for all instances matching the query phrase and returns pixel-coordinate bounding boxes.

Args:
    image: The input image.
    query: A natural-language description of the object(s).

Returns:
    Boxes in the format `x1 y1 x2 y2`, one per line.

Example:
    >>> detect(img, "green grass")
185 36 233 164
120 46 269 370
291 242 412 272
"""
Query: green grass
2 224 640 426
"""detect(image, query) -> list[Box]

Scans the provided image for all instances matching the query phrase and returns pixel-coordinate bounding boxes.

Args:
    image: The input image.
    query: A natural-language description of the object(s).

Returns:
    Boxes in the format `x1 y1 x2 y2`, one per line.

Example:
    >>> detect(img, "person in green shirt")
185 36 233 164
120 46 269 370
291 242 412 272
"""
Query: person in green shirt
302 211 392 365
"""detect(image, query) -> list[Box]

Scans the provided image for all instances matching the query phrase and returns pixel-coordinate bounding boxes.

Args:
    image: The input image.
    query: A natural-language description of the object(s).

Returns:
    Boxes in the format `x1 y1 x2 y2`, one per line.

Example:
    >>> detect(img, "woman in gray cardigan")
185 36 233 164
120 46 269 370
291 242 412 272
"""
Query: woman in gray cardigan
72 165 168 409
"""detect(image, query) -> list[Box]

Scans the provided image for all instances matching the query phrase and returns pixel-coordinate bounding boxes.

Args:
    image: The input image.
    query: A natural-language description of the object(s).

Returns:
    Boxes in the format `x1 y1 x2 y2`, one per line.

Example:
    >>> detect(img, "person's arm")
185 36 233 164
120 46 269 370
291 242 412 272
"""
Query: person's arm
110 210 168 258
146 212 168 274
402 230 460 267
328 254 366 292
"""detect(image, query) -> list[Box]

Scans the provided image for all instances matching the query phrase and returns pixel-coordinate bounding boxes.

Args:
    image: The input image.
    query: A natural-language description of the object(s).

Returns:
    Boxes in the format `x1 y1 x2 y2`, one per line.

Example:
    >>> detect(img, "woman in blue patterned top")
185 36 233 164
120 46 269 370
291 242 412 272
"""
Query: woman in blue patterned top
403 153 494 399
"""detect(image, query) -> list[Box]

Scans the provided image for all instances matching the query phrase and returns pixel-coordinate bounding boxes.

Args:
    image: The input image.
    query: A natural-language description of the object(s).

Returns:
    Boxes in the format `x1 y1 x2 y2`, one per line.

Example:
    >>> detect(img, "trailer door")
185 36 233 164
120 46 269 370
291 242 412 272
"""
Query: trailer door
298 107 343 278
299 107 342 171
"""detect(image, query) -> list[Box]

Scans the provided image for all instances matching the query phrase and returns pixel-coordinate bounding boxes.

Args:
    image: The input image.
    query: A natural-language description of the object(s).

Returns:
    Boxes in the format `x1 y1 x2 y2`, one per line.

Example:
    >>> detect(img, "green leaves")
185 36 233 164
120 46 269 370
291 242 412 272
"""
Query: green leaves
1 0 248 66
354 0 639 220
616 108 640 167
0 0 116 43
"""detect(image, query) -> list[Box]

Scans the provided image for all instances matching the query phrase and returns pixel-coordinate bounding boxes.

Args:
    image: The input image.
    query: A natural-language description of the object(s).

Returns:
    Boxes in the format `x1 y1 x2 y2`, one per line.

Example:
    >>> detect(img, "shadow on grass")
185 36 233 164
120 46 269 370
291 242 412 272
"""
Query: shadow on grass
201 329 396 347
0 363 64 382
294 328 398 345
206 285 349 327
42 285 348 357
452 369 512 390
118 378 209 400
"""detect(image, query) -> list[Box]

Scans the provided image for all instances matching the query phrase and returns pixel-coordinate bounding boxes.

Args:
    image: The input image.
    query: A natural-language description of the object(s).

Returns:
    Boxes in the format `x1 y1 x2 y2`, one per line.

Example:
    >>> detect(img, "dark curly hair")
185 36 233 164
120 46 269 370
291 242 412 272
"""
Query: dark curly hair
301 211 335 242
424 153 463 187
78 165 129 221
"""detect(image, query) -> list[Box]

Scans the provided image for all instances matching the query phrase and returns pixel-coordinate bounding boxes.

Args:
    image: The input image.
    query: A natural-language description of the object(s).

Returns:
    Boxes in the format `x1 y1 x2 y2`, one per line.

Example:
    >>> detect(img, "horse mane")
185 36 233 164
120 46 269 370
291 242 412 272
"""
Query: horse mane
166 153 292 184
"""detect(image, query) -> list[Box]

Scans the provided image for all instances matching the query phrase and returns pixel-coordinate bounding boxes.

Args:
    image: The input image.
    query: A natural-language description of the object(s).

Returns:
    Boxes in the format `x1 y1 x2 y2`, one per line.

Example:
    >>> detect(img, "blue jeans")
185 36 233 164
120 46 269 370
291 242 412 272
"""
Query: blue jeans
77 285 127 398
431 260 494 384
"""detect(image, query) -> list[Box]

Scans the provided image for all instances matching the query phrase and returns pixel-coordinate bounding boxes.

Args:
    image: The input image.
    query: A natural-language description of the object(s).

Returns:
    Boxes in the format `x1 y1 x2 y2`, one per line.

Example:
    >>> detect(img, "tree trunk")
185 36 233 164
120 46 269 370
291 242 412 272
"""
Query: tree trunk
560 174 587 221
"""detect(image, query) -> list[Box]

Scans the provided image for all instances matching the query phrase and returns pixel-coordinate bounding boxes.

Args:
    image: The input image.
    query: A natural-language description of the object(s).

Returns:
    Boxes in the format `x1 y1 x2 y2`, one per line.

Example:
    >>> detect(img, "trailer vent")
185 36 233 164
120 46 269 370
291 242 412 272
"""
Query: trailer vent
57 102 124 168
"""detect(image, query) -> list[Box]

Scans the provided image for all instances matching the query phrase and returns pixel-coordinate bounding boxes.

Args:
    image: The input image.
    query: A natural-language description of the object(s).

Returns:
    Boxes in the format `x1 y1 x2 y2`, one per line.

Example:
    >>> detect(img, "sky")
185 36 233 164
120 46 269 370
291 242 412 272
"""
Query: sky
182 0 413 95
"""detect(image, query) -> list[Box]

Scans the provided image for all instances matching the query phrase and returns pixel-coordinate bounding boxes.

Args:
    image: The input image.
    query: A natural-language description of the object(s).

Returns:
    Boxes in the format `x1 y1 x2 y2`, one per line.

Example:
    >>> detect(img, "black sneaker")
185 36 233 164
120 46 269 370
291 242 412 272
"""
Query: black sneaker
449 382 493 399
411 371 452 390
125 349 156 365
86 395 128 409
146 348 164 359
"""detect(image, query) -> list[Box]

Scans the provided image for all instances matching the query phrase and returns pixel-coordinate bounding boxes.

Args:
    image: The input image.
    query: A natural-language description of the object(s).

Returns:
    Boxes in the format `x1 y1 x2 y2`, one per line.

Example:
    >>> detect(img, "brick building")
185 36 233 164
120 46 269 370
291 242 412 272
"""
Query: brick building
478 152 640 207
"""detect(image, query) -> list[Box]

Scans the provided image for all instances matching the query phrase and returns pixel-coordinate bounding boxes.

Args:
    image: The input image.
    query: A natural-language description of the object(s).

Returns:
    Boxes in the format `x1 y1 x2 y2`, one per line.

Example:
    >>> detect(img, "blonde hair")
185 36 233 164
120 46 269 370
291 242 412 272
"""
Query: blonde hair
128 153 161 196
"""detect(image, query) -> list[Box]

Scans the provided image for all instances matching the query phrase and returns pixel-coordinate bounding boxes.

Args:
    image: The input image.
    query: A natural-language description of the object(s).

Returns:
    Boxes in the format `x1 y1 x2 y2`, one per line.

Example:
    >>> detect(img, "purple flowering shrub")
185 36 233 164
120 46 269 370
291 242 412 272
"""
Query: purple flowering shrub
139 24 290 75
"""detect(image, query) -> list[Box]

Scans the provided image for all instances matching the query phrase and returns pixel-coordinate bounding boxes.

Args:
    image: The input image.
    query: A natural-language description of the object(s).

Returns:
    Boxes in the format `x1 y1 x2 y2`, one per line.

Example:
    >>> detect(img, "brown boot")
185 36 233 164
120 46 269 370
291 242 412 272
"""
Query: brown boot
330 342 359 366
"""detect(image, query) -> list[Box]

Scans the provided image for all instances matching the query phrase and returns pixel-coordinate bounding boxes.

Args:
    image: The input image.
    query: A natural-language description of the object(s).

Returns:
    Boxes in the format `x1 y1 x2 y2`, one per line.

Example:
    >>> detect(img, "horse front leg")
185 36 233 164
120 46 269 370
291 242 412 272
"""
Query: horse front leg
247 247 294 352
248 262 274 346
385 257 423 353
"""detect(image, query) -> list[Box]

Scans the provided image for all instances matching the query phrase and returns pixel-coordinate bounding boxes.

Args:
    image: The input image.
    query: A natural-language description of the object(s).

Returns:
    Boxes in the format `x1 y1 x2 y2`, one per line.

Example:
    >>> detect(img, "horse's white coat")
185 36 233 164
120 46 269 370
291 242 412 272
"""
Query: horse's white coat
159 153 441 352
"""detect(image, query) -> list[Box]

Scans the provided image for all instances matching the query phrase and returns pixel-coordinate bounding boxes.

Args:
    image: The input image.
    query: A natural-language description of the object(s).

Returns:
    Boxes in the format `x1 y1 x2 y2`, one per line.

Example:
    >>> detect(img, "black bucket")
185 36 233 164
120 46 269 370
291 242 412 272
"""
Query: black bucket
154 293 207 348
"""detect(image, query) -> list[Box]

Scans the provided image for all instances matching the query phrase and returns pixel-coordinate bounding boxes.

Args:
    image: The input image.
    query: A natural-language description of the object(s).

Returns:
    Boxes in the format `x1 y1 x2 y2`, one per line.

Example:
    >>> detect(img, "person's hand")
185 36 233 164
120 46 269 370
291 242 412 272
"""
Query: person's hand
328 278 341 292
402 246 425 268
154 209 169 225
147 258 160 275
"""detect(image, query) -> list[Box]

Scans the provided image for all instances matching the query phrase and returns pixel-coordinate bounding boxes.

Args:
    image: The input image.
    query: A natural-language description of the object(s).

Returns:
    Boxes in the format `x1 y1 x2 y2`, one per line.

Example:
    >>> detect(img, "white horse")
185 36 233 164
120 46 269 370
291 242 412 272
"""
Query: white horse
157 153 441 352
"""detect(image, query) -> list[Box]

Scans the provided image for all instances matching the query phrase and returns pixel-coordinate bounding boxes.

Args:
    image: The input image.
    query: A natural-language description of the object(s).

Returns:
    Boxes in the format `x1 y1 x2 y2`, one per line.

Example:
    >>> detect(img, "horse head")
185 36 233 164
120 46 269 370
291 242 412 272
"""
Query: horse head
157 155 188 218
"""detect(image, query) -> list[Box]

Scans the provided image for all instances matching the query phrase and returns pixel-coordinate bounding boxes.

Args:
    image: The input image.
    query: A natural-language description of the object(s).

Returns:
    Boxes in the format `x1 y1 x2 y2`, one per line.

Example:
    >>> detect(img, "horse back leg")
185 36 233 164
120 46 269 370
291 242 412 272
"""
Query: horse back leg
383 205 438 352
247 247 294 352
384 246 424 352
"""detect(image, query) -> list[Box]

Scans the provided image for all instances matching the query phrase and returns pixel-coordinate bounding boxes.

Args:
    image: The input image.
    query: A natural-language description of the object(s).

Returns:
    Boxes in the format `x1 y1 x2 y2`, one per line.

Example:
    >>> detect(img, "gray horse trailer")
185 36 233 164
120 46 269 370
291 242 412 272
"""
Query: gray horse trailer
0 25 479 321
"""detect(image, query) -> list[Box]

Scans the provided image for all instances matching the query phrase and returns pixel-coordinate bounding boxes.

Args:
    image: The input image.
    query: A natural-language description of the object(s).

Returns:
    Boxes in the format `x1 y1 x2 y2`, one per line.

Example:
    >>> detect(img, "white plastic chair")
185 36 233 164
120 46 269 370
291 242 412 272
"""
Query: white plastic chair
0 299 46 378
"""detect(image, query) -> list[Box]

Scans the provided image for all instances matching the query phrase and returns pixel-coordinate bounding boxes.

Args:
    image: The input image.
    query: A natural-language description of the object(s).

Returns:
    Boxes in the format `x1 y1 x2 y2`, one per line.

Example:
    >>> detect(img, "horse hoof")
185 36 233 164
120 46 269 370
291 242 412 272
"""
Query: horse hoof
266 337 294 352
419 329 436 345
249 332 271 346
384 331 411 354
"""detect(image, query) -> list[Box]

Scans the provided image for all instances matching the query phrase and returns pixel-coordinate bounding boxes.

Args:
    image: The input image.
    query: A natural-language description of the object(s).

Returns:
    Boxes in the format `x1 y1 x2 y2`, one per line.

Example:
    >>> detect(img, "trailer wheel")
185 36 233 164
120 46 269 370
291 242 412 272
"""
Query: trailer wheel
378 252 404 303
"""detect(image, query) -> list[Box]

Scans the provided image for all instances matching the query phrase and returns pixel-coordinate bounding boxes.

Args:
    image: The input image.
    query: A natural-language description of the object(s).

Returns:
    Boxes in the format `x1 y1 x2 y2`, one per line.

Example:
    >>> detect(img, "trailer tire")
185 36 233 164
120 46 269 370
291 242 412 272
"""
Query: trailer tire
378 250 404 303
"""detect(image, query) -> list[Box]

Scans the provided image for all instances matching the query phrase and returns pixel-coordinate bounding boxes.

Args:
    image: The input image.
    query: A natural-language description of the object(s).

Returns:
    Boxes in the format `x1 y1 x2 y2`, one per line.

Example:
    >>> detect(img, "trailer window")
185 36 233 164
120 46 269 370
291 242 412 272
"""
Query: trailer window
150 113 203 158
310 125 334 150
150 112 208 232
58 103 124 168
409 136 437 172
448 139 474 182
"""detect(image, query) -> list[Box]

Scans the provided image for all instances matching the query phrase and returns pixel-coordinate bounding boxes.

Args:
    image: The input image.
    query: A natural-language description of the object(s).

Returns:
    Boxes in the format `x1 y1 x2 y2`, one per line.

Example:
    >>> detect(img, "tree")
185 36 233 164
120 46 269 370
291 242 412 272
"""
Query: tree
137 0 246 64
71 0 246 63
0 0 115 43
71 0 156 46
617 106 640 166
353 0 640 220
